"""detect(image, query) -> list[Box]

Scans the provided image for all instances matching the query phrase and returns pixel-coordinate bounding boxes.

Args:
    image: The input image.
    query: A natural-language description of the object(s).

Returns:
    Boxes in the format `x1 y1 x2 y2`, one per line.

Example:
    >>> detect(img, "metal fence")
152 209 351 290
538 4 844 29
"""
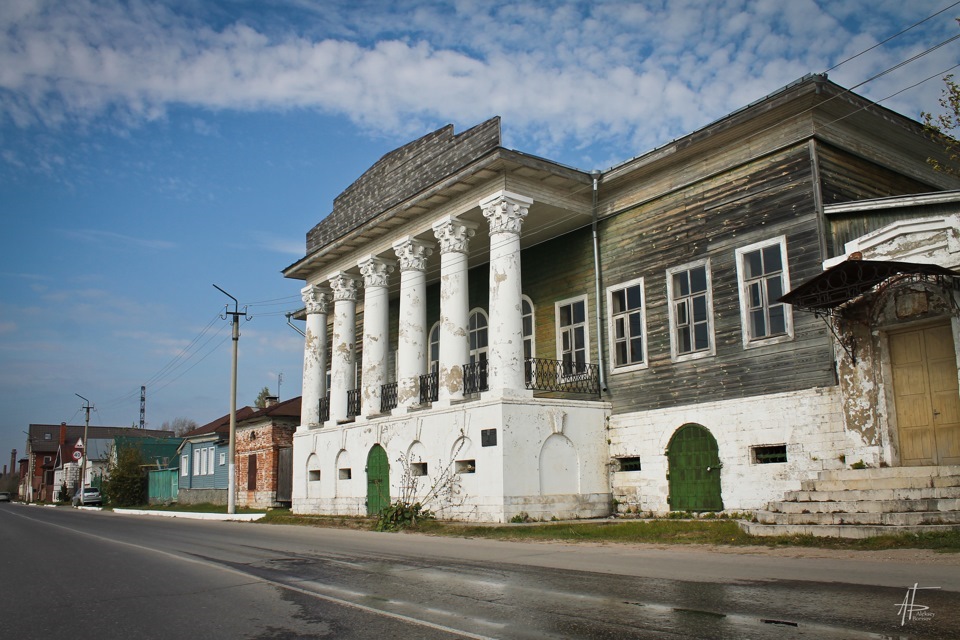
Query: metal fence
463 360 488 395
381 382 398 413
347 389 361 418
525 358 601 398
419 371 439 404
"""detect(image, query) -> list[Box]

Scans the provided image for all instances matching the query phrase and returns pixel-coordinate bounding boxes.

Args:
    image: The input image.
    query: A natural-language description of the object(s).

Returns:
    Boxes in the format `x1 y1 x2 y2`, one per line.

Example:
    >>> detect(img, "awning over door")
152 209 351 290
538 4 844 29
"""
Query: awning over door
779 259 959 314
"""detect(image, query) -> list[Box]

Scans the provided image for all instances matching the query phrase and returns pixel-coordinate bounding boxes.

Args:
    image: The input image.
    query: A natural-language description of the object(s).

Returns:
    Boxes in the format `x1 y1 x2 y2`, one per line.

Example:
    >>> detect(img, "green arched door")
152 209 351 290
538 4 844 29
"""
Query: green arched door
366 444 389 516
667 424 723 512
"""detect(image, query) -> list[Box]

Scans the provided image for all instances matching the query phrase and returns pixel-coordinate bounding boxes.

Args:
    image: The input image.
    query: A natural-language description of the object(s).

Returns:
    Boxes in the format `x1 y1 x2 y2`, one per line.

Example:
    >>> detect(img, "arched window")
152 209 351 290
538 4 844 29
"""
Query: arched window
522 295 535 382
428 322 440 374
468 309 488 365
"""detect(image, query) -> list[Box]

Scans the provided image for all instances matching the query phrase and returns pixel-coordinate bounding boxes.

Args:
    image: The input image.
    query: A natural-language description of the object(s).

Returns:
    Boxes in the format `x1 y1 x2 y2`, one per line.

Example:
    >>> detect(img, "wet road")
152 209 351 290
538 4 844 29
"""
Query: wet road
1 503 957 639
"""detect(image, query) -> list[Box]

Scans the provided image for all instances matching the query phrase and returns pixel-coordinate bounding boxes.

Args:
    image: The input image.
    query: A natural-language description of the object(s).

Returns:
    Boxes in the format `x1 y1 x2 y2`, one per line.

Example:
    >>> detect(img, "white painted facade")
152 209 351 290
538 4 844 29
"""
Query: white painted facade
608 387 848 512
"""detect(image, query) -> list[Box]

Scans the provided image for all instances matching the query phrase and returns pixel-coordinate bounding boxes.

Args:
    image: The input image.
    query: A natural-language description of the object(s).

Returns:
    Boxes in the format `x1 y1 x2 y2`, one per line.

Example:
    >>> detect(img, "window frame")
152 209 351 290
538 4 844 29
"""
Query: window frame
605 278 648 374
428 321 440 374
666 259 716 362
735 236 794 348
555 294 591 379
193 448 202 477
181 455 189 476
207 447 216 476
467 308 489 366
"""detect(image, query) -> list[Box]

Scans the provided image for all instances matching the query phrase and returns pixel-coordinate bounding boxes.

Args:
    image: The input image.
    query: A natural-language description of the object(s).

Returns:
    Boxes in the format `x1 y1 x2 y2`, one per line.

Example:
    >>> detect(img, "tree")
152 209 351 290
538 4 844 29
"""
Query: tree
921 73 960 176
254 386 272 408
102 446 147 507
161 417 199 436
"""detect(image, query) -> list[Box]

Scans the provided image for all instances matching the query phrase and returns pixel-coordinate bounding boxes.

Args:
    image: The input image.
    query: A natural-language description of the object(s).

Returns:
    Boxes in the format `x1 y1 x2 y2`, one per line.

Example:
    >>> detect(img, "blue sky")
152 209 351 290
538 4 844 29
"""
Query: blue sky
1 0 959 465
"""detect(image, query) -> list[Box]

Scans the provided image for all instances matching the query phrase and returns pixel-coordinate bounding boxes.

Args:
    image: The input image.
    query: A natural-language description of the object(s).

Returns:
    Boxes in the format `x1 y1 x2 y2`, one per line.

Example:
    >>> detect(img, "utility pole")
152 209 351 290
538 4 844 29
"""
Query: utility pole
277 372 283 400
76 393 92 491
140 386 146 429
214 285 248 515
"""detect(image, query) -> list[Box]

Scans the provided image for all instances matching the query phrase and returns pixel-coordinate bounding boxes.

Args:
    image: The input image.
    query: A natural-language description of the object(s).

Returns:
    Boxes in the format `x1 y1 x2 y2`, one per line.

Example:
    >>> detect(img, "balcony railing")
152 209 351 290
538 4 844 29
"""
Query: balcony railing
381 382 398 413
525 358 601 398
346 389 361 418
463 360 488 395
419 371 439 404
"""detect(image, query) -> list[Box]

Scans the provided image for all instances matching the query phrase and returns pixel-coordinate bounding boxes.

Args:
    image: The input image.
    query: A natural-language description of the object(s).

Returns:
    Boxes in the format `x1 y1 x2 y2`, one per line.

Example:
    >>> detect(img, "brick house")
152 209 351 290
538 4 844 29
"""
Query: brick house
236 396 299 508
283 73 960 521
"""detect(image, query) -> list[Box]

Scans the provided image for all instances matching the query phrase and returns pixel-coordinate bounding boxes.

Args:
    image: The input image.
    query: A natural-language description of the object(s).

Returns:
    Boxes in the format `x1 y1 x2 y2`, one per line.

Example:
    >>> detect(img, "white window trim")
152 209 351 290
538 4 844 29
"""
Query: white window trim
666 259 716 363
219 452 226 466
181 455 188 476
521 294 536 359
735 235 794 349
207 447 216 476
468 307 489 364
605 277 648 374
554 294 591 379
428 321 441 374
193 449 201 476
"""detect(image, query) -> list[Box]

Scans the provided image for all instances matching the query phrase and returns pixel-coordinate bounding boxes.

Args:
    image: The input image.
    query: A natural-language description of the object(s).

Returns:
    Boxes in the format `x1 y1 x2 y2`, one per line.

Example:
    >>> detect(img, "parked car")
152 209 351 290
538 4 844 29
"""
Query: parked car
0 492 11 502
73 487 102 506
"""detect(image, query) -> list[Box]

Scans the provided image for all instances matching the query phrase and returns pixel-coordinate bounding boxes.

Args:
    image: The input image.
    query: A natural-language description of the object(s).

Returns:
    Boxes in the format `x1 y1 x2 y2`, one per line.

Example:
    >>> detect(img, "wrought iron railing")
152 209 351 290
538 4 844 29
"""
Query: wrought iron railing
463 360 488 395
318 395 330 423
346 389 361 418
381 382 398 413
419 371 439 404
525 358 601 398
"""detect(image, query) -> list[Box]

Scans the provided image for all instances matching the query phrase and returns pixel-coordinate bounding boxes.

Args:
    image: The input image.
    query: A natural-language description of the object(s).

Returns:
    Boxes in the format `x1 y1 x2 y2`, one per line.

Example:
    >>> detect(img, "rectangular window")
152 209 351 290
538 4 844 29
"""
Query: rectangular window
455 459 476 474
338 468 352 480
752 445 788 464
736 237 793 347
308 470 321 482
207 448 216 475
247 454 257 490
181 455 188 476
194 449 202 476
556 295 589 377
606 278 646 372
616 457 642 472
667 261 714 361
410 462 428 477
219 452 226 466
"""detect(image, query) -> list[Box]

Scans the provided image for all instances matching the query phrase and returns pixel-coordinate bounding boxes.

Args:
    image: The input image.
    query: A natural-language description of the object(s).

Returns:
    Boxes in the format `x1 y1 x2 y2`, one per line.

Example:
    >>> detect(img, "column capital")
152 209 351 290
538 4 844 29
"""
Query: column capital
301 285 330 315
328 272 360 302
358 255 396 288
392 237 434 272
432 216 478 254
480 190 532 235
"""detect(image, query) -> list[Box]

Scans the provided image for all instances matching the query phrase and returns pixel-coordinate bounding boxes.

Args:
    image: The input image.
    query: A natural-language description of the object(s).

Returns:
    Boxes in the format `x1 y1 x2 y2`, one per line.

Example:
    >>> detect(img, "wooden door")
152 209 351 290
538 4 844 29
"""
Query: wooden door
667 424 723 512
276 447 292 503
366 445 390 516
890 323 960 466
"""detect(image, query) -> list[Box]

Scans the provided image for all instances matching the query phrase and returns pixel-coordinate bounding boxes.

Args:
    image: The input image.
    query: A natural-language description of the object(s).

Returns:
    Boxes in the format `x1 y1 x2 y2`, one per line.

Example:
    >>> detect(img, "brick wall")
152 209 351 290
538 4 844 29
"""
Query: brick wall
236 422 294 508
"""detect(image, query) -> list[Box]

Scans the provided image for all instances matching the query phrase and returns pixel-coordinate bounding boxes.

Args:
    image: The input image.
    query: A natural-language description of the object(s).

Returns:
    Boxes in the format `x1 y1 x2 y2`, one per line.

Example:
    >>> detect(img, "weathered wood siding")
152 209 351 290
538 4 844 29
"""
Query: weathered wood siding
815 142 937 256
595 143 836 415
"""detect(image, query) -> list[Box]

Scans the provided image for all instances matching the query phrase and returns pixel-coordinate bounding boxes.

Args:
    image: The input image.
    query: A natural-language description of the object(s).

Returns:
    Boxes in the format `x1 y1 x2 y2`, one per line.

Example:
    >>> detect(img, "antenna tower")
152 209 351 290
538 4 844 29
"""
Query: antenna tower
140 386 146 429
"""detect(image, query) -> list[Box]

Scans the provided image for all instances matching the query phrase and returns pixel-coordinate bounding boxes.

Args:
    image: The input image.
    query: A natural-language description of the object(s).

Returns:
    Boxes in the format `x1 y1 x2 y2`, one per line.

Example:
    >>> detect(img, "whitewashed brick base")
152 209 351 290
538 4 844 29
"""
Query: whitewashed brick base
608 386 868 513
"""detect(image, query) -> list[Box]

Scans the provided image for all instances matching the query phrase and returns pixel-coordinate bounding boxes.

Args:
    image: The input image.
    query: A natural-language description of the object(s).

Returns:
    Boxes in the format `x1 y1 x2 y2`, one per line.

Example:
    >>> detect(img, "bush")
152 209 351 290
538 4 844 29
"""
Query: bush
375 501 434 531
102 447 147 507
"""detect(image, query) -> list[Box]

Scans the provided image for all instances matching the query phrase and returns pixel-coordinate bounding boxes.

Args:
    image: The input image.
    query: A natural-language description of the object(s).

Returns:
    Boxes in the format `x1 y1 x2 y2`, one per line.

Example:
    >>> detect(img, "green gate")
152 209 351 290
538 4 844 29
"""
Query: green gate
667 423 723 512
366 444 390 516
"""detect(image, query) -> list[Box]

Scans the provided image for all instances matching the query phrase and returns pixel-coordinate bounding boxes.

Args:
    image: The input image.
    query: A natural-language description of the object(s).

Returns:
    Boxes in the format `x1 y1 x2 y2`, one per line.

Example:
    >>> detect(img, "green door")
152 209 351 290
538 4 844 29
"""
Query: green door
667 423 723 512
366 444 390 516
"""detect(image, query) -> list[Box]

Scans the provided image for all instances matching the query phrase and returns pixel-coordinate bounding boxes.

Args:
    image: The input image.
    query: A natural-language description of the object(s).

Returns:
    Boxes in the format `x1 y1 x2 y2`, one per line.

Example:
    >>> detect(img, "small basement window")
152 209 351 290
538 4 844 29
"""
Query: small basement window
308 470 321 481
616 457 642 472
752 445 788 464
455 459 476 474
410 462 428 476
338 468 352 480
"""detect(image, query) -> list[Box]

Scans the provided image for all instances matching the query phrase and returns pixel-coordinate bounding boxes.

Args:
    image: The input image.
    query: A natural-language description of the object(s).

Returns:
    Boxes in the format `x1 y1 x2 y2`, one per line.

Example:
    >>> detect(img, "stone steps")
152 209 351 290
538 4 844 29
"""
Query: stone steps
740 465 960 539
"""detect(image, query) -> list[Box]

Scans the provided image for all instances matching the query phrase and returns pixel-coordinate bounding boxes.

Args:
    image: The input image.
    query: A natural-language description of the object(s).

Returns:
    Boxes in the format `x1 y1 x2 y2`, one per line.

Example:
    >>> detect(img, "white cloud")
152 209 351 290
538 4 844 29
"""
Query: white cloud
1 0 956 160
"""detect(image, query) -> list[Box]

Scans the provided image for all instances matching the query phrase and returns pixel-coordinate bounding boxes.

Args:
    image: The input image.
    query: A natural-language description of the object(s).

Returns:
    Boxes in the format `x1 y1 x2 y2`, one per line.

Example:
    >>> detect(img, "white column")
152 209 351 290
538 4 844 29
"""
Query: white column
432 216 477 403
328 272 359 423
481 191 532 395
393 237 433 410
358 255 395 418
299 284 329 430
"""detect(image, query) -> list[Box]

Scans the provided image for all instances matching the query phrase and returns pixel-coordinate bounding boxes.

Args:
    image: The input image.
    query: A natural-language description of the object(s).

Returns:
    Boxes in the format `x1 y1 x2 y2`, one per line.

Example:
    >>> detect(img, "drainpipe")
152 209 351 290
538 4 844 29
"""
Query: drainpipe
285 310 306 337
590 170 608 394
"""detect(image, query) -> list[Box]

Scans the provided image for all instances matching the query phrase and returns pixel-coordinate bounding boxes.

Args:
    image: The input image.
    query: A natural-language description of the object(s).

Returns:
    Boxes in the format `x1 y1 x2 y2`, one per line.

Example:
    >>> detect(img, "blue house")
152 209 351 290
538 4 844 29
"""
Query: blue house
177 407 254 505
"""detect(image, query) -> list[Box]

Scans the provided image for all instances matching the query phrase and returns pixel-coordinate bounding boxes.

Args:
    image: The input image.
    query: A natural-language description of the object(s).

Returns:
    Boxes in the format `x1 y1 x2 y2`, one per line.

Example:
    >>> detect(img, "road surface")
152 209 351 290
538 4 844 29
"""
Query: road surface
1 503 957 638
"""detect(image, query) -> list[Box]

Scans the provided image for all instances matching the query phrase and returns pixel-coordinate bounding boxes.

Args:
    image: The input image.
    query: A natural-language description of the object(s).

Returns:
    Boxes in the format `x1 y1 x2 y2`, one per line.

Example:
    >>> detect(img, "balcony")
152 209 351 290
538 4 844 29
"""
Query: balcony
525 358 601 398
381 382 398 413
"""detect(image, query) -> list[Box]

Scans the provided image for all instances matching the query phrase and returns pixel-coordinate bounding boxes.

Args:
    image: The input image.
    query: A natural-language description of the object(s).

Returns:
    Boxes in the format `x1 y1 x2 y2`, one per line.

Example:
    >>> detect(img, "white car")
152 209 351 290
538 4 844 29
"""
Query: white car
73 487 102 506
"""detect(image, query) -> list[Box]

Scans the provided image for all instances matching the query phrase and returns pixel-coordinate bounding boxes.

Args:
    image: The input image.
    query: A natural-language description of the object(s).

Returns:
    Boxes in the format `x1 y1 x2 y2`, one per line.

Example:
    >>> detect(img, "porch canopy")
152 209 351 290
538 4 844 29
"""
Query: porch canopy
779 258 959 314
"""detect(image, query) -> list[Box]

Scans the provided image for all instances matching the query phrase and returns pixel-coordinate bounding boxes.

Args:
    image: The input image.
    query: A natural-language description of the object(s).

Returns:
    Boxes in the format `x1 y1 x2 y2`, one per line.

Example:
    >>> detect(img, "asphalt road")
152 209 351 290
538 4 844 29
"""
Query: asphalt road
2 503 958 639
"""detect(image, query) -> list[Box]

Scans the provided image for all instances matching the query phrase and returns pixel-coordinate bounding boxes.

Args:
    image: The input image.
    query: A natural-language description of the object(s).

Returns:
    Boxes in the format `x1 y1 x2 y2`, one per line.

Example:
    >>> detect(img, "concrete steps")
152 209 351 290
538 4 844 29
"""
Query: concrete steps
739 465 960 539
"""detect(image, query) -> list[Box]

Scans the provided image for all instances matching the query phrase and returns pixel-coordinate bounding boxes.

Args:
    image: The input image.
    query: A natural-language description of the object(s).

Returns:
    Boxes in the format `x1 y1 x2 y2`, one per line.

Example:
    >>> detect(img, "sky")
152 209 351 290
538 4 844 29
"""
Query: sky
2 0 959 467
